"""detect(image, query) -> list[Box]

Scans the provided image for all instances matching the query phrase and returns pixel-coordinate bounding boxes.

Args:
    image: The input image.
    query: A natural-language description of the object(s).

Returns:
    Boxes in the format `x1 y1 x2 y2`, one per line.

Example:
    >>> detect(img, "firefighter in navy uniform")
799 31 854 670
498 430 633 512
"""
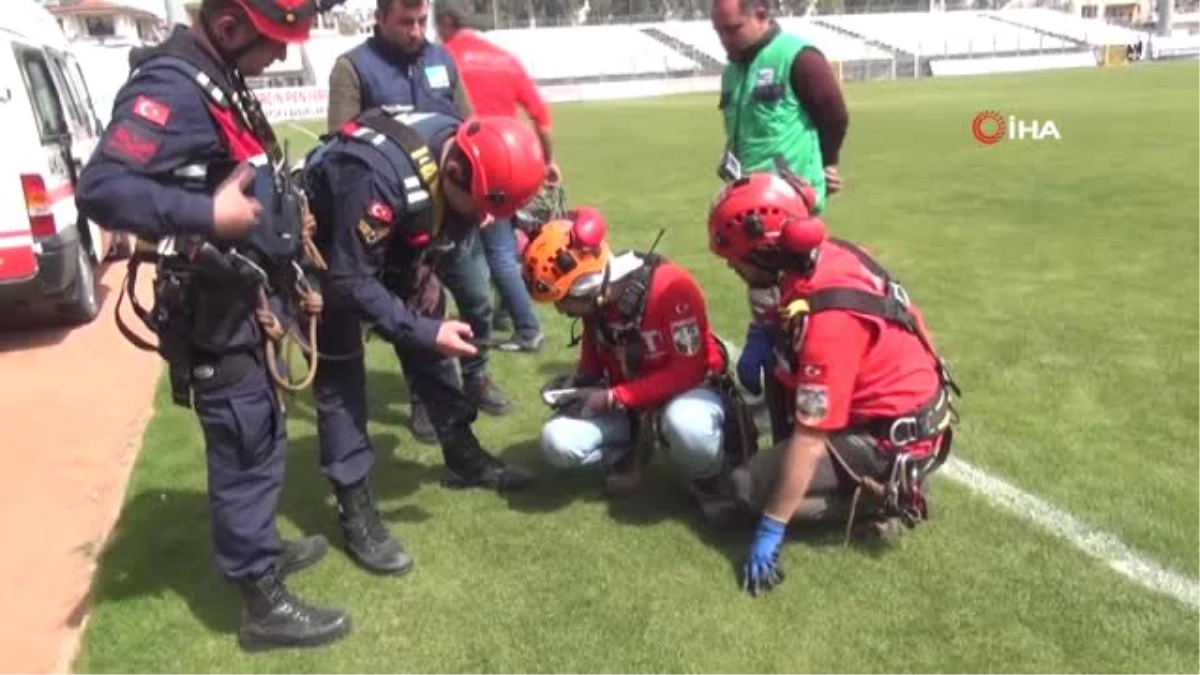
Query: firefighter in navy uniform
705 172 960 597
76 0 352 652
297 108 542 557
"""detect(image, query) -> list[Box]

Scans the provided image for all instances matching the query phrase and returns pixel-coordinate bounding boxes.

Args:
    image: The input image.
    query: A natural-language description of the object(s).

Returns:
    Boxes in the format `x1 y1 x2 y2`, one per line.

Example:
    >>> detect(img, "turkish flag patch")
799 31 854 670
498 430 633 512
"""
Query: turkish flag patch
132 95 171 127
367 201 394 223
104 122 161 166
797 363 826 382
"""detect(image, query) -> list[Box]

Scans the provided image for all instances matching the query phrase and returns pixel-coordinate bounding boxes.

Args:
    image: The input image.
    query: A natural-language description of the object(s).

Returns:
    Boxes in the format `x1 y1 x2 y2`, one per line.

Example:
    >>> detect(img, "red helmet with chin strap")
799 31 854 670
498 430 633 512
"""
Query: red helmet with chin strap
707 172 828 263
231 0 318 44
454 116 546 219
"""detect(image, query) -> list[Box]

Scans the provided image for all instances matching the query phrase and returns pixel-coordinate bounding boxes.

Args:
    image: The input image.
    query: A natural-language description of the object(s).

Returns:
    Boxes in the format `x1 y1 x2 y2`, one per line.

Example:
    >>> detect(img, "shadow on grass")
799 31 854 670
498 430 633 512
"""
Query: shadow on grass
501 439 901 584
88 488 242 636
87 428 442 638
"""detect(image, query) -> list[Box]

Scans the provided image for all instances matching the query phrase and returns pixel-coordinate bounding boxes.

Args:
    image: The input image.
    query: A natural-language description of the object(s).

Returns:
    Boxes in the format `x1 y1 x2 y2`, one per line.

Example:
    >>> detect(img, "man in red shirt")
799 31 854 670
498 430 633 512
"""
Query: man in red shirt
522 208 754 496
436 1 561 350
706 172 960 596
435 3 560 183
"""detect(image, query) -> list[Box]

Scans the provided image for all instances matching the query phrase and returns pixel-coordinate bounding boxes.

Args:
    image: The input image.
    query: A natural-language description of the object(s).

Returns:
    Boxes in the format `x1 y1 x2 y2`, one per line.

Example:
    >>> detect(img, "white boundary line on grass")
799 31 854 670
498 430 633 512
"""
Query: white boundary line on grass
940 457 1200 611
285 121 321 141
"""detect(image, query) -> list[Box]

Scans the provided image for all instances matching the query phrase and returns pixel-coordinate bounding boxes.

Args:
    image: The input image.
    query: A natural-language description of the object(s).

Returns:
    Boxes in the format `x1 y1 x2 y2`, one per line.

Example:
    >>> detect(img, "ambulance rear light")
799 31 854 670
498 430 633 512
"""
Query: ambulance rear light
20 173 56 239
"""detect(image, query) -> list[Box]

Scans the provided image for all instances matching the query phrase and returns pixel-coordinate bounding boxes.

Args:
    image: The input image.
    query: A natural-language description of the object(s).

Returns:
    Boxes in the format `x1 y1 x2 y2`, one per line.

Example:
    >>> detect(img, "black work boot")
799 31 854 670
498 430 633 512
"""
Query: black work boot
409 401 437 445
237 568 350 652
335 480 414 576
442 427 535 492
686 474 747 528
278 535 329 578
463 372 512 416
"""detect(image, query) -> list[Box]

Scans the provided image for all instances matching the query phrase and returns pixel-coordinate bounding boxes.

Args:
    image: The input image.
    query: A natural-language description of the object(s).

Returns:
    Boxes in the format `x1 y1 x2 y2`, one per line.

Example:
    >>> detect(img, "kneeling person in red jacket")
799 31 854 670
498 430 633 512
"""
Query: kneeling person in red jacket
707 173 961 596
524 209 739 495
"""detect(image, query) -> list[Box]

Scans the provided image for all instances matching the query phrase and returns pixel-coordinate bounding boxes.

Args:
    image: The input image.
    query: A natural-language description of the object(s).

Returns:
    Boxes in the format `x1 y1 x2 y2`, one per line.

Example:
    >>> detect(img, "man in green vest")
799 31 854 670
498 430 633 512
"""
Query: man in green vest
712 0 848 213
711 0 850 441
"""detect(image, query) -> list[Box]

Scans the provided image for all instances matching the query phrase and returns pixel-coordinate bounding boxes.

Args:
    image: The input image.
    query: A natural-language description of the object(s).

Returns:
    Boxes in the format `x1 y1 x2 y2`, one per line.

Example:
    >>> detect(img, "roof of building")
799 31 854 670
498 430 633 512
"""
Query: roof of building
47 0 163 21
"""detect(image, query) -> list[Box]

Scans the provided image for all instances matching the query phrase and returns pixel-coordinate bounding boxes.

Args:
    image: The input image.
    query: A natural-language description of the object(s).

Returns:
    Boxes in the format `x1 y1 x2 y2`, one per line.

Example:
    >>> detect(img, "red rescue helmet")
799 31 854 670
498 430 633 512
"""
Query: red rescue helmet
707 172 827 263
455 116 546 219
232 0 318 44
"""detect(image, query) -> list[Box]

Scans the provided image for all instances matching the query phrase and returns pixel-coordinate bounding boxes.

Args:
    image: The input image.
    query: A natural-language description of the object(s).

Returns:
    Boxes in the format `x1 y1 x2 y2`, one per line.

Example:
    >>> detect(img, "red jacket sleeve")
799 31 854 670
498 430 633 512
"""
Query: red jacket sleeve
611 270 710 410
512 57 551 129
792 311 873 431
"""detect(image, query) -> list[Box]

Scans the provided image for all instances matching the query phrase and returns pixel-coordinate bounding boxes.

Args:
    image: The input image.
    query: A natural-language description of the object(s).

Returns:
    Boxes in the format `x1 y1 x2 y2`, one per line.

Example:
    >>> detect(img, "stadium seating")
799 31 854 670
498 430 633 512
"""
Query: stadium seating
652 18 890 63
982 8 1150 45
481 25 699 81
776 18 893 61
820 11 1074 56
71 8 1152 117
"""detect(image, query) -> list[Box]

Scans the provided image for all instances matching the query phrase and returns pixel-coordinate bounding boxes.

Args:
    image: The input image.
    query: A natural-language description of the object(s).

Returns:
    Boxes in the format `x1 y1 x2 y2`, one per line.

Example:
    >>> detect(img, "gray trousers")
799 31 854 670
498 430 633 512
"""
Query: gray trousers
729 431 898 524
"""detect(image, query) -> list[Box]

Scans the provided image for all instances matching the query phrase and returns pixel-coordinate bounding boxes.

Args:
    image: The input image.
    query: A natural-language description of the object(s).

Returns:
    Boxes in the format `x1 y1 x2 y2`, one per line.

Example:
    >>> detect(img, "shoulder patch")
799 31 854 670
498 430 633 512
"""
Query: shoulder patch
132 95 171 127
670 317 701 356
359 200 395 246
367 200 394 223
794 384 828 427
103 121 161 166
358 218 390 246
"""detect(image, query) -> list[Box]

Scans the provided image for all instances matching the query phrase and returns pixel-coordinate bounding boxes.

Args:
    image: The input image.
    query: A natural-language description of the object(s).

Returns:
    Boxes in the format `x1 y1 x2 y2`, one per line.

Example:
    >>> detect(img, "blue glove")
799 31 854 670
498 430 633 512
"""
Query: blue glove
742 514 787 596
737 324 775 396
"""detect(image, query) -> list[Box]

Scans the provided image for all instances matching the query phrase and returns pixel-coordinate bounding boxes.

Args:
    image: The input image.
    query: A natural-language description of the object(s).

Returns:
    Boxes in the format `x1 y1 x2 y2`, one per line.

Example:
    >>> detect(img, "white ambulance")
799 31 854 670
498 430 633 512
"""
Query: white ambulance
0 1 131 325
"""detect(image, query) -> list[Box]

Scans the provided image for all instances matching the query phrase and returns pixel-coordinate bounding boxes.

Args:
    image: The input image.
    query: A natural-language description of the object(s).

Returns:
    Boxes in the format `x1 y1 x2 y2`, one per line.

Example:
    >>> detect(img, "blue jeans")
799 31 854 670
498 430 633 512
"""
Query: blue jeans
434 229 492 379
480 218 540 336
539 386 727 479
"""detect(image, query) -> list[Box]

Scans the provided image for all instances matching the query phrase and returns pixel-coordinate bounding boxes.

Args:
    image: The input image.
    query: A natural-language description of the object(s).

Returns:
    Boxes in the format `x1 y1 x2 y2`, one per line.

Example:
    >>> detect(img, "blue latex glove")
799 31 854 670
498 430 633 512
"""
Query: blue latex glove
742 514 787 596
737 323 776 396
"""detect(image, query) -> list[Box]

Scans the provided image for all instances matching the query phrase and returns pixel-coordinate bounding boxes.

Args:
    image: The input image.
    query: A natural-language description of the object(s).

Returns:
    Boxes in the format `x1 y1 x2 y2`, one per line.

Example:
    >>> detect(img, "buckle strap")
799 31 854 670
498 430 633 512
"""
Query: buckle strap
864 386 954 447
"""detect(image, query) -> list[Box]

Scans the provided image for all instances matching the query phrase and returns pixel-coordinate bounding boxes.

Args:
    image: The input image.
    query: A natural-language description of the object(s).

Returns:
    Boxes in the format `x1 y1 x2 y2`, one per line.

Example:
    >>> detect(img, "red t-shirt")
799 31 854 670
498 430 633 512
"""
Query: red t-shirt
776 241 943 454
576 259 725 411
442 30 551 129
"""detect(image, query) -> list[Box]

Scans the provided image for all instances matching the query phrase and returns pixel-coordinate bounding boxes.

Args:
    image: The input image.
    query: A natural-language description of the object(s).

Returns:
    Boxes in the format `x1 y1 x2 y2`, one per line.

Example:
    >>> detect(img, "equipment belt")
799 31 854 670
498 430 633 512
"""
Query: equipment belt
861 385 955 448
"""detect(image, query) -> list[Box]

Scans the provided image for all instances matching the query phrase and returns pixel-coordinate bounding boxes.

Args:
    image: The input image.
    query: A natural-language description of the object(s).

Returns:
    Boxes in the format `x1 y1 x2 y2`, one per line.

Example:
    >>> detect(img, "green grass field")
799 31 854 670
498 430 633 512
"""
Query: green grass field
75 61 1199 673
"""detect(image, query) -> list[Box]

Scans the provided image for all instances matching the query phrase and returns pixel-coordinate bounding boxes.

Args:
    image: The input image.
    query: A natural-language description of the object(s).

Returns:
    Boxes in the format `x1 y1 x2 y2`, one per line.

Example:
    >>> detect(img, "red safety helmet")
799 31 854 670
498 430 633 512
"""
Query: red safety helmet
232 0 318 44
455 116 546 219
707 172 827 262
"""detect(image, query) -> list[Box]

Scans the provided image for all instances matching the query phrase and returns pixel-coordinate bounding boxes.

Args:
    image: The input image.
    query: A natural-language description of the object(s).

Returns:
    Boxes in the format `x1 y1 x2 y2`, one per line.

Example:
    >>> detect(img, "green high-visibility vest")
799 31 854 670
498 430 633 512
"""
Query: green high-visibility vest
721 30 826 213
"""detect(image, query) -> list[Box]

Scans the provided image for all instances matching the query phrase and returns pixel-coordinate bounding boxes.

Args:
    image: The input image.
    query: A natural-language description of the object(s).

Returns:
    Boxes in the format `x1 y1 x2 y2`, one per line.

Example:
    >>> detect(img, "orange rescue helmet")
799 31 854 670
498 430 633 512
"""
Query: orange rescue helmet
522 207 611 303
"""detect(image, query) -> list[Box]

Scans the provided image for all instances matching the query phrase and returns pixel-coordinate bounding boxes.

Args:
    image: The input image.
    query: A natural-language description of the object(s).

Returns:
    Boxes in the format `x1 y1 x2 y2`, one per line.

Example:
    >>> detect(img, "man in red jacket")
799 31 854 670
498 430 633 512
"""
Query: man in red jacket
523 208 750 495
706 171 960 596
436 0 561 350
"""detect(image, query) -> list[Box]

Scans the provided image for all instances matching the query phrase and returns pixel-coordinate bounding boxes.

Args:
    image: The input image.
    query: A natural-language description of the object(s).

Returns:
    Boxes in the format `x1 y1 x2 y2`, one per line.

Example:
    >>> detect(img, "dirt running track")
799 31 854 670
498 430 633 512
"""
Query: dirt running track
0 262 159 674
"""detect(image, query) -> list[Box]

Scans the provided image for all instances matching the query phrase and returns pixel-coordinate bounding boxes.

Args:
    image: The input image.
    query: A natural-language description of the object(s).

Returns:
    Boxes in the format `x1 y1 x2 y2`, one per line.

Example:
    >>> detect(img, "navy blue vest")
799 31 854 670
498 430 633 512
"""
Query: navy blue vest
305 110 460 249
346 35 461 118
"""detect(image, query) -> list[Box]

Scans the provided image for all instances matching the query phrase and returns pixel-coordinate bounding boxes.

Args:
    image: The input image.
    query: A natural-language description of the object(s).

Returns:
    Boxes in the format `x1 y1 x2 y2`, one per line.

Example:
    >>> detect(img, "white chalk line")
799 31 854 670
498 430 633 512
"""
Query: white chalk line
285 121 321 141
939 457 1199 611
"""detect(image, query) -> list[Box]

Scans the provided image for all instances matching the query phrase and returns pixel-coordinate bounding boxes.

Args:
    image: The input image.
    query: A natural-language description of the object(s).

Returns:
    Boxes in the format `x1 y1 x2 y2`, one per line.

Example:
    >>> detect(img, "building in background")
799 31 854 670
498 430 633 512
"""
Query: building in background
46 0 166 45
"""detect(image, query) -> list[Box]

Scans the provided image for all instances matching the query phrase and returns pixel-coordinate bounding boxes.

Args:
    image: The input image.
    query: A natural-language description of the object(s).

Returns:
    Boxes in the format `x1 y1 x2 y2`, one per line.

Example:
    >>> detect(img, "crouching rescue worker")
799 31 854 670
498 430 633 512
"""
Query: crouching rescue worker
298 108 543 570
706 172 961 596
524 208 757 496
76 0 352 651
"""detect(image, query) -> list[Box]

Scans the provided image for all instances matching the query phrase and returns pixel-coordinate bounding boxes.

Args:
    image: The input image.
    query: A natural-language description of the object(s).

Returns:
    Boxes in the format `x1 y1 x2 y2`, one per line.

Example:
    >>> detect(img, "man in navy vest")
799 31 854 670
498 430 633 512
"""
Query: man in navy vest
327 0 513 444
326 0 472 127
